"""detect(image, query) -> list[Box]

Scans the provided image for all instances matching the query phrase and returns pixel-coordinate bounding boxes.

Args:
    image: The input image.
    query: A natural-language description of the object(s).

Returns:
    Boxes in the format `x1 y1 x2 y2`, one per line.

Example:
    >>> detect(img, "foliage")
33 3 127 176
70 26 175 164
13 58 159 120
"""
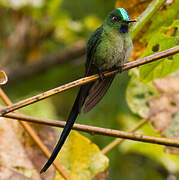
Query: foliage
56 131 109 180
126 1 179 179
139 0 179 82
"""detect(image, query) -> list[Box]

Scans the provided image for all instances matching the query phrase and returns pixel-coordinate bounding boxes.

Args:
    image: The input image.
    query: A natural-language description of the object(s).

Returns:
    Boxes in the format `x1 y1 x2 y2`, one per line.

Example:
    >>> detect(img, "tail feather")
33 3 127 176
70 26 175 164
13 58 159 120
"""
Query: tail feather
83 75 115 114
40 75 115 173
40 83 92 173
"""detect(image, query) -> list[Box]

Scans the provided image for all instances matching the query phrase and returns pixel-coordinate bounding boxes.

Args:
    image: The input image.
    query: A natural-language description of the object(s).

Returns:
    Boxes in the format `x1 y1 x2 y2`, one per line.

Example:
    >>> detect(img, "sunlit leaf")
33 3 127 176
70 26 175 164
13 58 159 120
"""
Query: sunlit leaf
56 131 109 180
139 0 179 82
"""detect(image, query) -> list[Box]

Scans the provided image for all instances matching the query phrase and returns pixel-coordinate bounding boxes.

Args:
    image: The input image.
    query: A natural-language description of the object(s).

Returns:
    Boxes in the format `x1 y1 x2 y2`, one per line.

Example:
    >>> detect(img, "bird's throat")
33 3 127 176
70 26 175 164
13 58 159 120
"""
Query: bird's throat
120 24 129 33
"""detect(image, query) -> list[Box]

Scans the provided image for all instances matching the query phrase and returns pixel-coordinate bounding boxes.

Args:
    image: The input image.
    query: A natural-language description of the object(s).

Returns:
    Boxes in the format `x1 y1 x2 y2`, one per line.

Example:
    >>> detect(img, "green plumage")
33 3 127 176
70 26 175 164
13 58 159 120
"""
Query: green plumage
40 8 135 173
86 8 133 71
92 25 133 70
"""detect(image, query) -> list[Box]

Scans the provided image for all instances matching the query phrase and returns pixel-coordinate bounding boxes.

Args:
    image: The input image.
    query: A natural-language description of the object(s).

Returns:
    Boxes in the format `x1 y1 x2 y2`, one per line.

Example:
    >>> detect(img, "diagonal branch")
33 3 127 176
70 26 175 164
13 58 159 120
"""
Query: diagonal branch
0 88 72 180
101 119 148 154
0 46 178 116
3 112 179 148
6 41 86 83
130 0 166 39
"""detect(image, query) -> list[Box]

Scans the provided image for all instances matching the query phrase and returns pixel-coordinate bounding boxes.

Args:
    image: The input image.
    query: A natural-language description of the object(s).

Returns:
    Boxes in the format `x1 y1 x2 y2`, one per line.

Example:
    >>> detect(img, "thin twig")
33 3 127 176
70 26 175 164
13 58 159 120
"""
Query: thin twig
7 41 86 83
102 119 148 154
0 88 72 180
3 112 146 137
0 46 178 116
3 112 179 148
130 0 165 39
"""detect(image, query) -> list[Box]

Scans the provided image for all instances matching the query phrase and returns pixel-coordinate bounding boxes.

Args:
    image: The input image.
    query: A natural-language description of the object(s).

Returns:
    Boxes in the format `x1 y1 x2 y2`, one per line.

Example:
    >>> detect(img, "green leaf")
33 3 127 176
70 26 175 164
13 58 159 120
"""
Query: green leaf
126 69 158 118
119 123 179 173
120 138 179 173
139 0 179 82
165 113 179 139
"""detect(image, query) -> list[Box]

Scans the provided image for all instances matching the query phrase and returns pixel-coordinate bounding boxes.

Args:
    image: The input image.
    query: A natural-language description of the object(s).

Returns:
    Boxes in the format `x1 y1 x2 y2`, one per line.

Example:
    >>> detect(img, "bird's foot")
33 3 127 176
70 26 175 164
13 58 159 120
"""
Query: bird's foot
98 71 105 81
110 66 123 74
118 66 123 73
94 65 105 81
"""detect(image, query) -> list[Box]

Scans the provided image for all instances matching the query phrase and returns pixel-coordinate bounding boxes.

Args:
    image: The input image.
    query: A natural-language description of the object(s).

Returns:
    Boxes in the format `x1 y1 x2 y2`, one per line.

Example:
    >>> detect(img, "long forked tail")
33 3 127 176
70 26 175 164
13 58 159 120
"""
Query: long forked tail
40 75 115 173
40 83 92 173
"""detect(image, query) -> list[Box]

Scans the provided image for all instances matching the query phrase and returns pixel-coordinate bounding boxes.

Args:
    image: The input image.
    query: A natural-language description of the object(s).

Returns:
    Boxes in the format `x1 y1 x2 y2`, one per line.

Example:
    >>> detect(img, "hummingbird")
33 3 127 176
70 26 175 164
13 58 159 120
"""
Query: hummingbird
40 8 136 173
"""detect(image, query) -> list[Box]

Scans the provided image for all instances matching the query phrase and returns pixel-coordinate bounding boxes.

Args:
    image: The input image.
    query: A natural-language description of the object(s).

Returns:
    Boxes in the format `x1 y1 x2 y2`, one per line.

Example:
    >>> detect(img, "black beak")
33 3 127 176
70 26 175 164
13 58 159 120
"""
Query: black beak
126 19 137 23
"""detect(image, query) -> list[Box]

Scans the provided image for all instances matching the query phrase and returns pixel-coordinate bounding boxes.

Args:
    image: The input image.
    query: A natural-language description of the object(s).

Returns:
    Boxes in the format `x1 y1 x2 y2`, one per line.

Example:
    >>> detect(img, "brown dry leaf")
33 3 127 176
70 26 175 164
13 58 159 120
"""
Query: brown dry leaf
165 146 179 154
153 77 179 94
0 71 8 85
148 77 179 133
92 169 109 180
147 75 179 153
164 113 179 154
116 0 152 60
22 124 57 180
115 0 152 18
149 109 172 133
165 123 179 154
0 116 41 180
8 170 33 180
0 108 57 180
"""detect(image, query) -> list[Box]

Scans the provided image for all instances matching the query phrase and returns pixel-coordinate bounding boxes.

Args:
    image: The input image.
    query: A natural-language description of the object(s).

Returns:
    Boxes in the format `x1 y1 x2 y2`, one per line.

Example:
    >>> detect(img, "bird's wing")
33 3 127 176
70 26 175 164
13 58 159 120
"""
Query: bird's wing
85 25 104 76
77 25 104 110
82 26 116 114
83 74 115 114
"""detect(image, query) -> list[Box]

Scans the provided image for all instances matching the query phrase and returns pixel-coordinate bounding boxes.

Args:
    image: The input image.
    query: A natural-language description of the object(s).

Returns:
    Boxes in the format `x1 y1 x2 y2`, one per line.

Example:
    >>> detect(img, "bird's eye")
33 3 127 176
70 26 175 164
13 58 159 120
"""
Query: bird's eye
112 16 120 22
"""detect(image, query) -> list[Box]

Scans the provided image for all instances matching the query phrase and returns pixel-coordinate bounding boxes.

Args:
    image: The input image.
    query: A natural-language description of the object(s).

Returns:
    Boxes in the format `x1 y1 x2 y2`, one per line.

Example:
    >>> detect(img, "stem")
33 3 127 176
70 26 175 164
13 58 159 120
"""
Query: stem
130 0 165 39
0 46 178 116
3 112 179 148
0 88 71 180
102 119 148 154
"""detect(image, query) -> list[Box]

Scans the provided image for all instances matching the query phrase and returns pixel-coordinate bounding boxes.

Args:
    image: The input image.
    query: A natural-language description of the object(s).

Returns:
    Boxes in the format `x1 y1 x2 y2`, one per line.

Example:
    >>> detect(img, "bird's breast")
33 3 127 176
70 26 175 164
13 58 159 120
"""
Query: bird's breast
94 33 132 70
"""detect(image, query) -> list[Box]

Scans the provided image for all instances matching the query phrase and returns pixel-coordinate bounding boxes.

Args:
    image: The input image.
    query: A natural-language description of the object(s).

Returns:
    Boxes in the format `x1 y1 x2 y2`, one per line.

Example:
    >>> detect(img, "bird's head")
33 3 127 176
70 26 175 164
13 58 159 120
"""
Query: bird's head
104 8 136 33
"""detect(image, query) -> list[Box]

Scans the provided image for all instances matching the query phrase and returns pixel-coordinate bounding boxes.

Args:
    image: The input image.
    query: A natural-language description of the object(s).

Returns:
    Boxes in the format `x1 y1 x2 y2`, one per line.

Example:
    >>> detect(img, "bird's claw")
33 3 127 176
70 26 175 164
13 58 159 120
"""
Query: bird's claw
94 65 105 81
98 71 105 81
118 66 123 73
